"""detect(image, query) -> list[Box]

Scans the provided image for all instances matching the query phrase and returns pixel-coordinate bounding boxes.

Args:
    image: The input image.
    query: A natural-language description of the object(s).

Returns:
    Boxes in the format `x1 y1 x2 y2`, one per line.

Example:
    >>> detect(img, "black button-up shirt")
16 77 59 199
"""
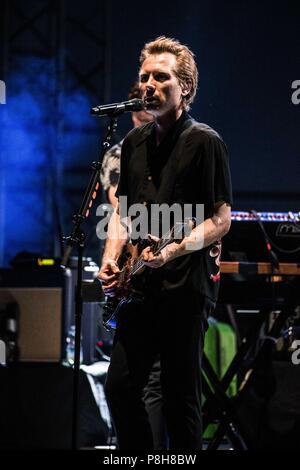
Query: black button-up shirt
116 111 232 302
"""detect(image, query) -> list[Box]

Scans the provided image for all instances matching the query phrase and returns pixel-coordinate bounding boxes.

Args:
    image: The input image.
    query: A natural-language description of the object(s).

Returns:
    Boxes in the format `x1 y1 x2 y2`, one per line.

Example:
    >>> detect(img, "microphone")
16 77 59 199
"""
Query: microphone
91 98 144 117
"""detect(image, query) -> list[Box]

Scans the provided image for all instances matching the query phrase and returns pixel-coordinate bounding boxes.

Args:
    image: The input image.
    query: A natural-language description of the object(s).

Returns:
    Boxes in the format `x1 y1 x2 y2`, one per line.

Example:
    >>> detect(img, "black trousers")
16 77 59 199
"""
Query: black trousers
105 290 212 450
143 355 168 450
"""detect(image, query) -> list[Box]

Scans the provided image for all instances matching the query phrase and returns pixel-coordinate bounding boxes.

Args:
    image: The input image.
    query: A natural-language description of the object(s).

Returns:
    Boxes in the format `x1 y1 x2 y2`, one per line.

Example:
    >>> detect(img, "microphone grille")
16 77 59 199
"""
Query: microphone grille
128 98 144 111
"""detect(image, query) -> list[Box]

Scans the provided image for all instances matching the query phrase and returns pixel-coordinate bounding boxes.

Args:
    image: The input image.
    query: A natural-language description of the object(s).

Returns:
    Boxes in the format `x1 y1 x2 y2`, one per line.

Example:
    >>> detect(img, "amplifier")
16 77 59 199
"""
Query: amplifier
222 211 300 263
0 260 103 365
0 268 67 362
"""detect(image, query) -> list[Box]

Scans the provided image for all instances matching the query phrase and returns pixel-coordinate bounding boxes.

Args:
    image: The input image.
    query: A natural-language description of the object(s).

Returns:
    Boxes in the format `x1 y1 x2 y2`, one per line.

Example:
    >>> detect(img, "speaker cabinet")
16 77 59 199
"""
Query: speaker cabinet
0 268 67 362
0 265 104 364
0 287 63 362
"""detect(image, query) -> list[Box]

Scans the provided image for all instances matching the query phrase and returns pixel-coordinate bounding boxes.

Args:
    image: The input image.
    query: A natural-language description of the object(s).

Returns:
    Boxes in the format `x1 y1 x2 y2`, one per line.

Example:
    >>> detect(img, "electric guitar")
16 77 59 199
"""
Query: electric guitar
102 221 190 330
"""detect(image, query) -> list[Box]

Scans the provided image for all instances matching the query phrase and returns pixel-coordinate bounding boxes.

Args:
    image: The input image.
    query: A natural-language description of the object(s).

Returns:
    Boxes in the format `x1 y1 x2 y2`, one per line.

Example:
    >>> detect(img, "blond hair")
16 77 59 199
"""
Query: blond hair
139 36 198 110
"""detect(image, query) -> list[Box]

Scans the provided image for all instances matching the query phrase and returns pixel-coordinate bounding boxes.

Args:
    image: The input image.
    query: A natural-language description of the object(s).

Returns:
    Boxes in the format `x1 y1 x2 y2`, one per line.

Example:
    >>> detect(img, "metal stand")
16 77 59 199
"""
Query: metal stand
61 115 118 450
201 304 292 450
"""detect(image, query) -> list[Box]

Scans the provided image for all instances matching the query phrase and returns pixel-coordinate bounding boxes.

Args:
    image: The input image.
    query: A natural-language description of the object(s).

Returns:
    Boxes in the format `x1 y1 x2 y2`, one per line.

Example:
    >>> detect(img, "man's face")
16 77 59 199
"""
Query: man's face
139 52 184 117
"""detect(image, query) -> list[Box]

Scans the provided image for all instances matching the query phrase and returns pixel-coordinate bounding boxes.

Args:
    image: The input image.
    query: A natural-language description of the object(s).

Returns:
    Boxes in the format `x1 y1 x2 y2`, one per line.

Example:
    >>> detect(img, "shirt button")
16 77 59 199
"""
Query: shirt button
147 175 152 181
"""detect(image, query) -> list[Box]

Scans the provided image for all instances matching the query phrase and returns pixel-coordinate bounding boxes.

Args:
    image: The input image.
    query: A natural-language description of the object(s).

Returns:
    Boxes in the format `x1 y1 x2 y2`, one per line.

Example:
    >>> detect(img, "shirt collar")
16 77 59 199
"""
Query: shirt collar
134 110 191 147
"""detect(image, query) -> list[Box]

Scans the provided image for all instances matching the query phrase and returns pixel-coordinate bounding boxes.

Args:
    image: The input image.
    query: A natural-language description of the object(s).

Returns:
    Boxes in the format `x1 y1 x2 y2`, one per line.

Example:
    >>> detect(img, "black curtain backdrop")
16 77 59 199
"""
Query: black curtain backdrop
0 0 299 266
108 0 300 211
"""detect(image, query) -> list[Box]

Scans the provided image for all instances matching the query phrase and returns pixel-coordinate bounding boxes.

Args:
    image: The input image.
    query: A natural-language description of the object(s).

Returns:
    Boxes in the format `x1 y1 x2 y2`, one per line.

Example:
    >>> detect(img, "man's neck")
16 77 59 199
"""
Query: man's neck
154 107 183 145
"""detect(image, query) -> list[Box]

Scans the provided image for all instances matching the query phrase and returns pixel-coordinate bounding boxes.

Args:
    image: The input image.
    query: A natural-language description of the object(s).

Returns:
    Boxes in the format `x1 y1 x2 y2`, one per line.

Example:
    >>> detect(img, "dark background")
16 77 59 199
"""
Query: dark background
0 0 299 266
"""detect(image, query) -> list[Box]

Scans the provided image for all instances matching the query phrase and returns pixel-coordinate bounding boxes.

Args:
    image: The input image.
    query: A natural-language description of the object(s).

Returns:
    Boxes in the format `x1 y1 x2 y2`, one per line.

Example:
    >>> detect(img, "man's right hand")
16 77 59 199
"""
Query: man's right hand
98 259 120 296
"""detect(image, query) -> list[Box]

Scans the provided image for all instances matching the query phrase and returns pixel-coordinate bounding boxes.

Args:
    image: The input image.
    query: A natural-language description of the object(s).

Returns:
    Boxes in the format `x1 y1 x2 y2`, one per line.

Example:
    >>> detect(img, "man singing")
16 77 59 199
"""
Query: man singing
98 36 232 450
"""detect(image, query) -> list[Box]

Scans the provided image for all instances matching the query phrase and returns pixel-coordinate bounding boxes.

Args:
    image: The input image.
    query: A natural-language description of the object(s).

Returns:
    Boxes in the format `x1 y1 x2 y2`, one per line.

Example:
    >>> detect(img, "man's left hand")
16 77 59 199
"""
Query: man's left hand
141 235 182 268
141 245 166 268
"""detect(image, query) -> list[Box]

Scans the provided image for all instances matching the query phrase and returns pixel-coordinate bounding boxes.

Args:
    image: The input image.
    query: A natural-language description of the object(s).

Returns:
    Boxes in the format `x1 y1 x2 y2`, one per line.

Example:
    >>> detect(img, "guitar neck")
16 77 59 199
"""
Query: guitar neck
130 223 185 276
130 237 172 276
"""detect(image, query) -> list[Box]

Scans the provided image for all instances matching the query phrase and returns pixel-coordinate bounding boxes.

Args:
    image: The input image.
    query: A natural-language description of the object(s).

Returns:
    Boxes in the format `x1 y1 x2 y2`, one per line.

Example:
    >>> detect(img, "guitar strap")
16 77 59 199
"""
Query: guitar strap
155 116 196 205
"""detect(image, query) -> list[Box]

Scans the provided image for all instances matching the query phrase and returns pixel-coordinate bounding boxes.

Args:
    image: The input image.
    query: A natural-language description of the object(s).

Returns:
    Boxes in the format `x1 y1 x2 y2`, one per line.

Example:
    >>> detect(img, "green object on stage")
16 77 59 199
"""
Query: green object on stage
203 317 237 439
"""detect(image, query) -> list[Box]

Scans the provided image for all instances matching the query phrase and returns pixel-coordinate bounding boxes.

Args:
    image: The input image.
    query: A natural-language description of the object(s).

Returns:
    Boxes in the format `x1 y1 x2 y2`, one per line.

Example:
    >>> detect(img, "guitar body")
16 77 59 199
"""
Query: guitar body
102 221 189 330
102 242 146 330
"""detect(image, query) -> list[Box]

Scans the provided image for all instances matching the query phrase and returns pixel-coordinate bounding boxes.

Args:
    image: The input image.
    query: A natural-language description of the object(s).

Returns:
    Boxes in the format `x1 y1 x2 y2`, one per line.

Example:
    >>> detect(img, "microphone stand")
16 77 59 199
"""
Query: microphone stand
250 209 280 351
61 113 119 450
250 209 279 271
